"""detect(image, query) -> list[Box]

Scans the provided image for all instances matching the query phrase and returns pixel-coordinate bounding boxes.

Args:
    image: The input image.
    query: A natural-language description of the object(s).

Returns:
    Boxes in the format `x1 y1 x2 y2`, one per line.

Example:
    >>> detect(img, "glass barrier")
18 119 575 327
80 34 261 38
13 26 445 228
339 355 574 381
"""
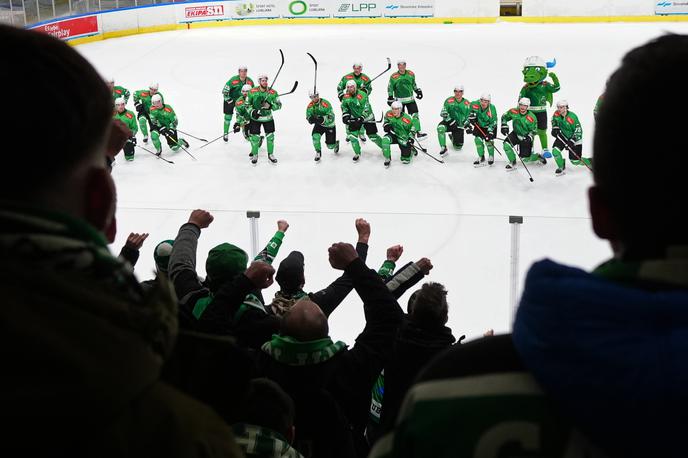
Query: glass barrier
110 208 612 345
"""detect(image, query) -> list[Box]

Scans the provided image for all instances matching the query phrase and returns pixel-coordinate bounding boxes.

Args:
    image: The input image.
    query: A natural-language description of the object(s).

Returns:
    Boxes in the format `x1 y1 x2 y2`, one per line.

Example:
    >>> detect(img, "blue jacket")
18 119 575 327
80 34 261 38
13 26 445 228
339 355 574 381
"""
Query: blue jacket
513 259 688 457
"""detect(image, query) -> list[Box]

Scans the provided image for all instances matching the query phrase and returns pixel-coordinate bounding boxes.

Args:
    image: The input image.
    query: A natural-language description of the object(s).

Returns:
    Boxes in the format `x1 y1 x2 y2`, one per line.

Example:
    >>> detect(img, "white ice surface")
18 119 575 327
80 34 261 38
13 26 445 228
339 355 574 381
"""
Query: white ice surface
76 22 688 343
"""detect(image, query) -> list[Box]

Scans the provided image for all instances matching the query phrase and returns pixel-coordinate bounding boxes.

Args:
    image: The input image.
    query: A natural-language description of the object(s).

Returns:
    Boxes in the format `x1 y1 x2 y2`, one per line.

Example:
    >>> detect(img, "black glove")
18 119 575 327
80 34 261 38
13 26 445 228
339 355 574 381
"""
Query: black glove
225 99 235 109
307 115 316 125
128 136 137 146
135 102 144 115
343 114 352 125
447 120 457 130
233 122 241 133
338 93 344 101
252 109 261 119
408 137 415 145
465 123 474 134
551 126 561 138
355 117 364 124
487 129 496 141
501 125 509 136
159 126 171 136
316 116 324 125
387 96 395 106
468 112 477 122
415 88 423 99
383 123 392 133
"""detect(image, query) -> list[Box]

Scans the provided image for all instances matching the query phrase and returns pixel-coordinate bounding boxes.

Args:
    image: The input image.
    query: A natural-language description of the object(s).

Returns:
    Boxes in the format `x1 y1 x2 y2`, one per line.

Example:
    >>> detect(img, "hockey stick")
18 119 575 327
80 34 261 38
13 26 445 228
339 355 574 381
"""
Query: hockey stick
374 111 385 123
175 129 208 142
136 144 174 164
470 122 503 157
502 135 535 183
278 81 299 97
269 49 285 91
161 130 197 161
472 123 534 182
307 52 317 94
367 57 392 85
413 143 444 163
197 133 226 149
555 133 593 171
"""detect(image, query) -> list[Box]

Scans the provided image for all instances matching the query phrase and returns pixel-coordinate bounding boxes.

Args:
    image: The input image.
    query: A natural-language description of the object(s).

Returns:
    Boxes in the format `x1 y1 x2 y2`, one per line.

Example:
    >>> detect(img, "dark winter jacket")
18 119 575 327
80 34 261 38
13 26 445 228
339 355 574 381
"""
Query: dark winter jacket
0 204 242 458
257 257 405 458
369 334 602 458
514 255 688 458
367 319 456 443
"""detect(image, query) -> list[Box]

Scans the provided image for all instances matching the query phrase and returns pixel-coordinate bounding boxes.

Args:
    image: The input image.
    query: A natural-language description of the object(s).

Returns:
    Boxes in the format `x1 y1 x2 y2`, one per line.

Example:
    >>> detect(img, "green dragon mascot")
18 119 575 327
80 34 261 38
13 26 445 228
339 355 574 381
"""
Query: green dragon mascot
519 56 560 158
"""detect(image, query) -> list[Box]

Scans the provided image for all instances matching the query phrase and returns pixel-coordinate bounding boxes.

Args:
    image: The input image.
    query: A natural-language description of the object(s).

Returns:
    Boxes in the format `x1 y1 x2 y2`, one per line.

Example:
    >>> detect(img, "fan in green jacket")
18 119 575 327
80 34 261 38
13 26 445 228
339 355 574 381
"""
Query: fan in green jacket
519 56 561 158
222 65 255 141
551 100 592 176
246 75 282 165
108 77 130 104
382 101 417 168
437 85 471 156
113 97 138 161
387 59 426 138
133 83 163 144
466 94 498 166
149 94 189 155
306 91 339 162
500 97 546 171
341 80 383 162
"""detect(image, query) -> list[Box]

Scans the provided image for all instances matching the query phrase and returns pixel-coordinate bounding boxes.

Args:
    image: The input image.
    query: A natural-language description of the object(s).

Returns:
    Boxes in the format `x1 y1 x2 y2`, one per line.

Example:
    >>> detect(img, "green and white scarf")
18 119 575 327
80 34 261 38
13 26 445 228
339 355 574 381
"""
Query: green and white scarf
262 334 347 366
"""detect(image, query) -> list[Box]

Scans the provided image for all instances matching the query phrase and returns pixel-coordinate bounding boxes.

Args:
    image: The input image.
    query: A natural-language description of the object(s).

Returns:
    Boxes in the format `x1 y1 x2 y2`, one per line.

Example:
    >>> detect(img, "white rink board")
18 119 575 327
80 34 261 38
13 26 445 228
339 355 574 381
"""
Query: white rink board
76 22 688 343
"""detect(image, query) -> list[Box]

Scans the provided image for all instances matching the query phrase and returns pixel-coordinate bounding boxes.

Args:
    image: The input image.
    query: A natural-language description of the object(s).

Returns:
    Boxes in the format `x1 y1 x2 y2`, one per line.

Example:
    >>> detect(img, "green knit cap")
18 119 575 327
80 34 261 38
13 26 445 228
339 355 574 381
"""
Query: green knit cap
153 239 175 273
206 243 249 289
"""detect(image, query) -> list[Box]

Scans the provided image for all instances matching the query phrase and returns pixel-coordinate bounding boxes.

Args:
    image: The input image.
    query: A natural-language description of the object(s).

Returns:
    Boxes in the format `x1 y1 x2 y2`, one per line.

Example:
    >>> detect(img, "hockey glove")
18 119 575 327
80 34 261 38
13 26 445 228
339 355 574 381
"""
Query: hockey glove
128 136 137 146
233 123 241 133
487 129 497 141
387 96 395 106
307 115 316 125
408 137 415 145
342 114 352 125
465 123 474 135
135 102 144 115
251 109 261 119
501 125 509 136
355 117 365 124
551 126 561 138
383 123 392 133
414 88 423 100
447 120 457 130
315 116 325 125
159 126 171 137
338 93 344 101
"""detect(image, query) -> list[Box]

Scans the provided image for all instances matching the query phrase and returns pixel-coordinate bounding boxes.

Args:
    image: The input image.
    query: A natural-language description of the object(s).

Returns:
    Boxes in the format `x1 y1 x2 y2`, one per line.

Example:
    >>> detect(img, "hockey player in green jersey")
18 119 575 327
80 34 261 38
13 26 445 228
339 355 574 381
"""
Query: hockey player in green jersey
108 78 130 104
222 65 254 142
307 90 339 162
551 100 591 176
382 101 417 168
338 62 373 144
519 56 560 158
500 97 547 171
247 74 282 164
133 83 162 144
232 84 253 142
341 79 383 162
466 93 498 167
437 85 471 156
149 94 189 155
387 59 426 138
113 97 138 161
337 62 372 100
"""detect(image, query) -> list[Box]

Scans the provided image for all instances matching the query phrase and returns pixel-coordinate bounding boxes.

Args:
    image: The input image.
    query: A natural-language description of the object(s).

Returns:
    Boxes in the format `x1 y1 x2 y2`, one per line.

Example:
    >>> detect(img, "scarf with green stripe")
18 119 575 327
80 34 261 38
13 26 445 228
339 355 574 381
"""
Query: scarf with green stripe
232 424 304 458
0 203 178 360
594 245 688 289
262 334 347 366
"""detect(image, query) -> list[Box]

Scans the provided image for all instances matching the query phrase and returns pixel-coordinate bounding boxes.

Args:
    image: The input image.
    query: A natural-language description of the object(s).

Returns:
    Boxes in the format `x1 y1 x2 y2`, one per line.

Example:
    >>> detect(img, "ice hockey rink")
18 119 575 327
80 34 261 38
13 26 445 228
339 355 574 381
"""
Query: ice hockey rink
76 21 688 342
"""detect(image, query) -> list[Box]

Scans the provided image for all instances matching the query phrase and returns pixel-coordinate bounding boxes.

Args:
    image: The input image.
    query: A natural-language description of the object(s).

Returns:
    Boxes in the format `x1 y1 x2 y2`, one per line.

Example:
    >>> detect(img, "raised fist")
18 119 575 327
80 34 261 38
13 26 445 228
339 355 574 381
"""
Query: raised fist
188 209 214 229
244 261 275 289
125 232 149 250
386 244 404 263
355 218 371 243
416 257 433 275
277 220 289 232
328 242 359 270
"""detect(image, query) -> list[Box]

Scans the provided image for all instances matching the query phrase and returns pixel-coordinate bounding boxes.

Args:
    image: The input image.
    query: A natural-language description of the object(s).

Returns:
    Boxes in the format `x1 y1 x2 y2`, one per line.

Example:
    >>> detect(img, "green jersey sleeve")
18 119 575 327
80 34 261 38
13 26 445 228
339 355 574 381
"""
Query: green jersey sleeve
254 230 285 264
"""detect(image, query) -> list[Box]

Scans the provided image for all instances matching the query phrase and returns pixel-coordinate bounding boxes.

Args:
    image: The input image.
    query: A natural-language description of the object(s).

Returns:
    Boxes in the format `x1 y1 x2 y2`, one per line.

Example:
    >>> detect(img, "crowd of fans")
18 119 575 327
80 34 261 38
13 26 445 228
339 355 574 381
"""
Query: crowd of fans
2 23 687 458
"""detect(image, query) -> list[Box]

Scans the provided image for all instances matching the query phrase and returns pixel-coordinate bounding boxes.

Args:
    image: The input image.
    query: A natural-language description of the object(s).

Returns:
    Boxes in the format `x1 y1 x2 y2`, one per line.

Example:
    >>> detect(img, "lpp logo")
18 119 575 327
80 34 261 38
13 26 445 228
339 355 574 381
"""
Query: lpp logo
338 3 378 13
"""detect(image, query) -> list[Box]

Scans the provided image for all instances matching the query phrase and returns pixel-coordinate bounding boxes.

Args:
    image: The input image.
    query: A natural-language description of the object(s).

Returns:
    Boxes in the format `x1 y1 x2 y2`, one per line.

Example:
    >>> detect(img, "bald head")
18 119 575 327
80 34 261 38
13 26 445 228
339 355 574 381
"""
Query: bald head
281 299 328 341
